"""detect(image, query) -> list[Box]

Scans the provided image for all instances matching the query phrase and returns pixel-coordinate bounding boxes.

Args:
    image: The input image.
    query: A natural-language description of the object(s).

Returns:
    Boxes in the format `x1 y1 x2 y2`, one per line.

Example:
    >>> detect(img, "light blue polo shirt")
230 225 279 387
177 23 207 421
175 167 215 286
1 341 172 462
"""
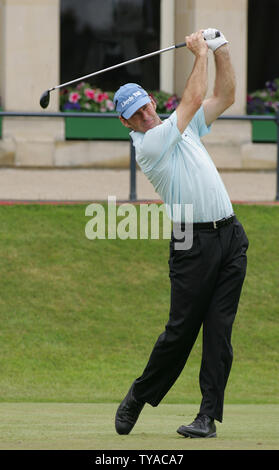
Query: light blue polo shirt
130 106 233 223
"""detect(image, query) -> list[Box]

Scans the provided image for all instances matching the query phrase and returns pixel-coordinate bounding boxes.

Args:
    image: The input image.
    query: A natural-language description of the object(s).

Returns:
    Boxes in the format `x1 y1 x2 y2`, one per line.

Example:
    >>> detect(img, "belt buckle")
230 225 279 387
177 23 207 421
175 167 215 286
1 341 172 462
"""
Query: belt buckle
213 221 217 229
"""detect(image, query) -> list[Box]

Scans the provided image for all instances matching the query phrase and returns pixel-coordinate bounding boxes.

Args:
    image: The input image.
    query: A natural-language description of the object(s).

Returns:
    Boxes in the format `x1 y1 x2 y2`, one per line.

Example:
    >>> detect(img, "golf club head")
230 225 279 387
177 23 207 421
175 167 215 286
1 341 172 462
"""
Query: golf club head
40 90 50 109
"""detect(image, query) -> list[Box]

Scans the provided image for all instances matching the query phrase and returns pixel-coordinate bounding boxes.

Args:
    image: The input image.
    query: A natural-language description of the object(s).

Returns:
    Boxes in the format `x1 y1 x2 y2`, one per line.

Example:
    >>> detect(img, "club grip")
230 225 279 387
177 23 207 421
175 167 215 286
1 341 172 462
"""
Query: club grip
175 42 187 49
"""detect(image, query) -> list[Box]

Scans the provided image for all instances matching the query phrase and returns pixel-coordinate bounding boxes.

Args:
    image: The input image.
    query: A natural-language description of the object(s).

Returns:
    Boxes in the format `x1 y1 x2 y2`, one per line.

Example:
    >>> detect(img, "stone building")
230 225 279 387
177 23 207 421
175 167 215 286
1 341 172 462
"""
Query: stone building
0 0 277 169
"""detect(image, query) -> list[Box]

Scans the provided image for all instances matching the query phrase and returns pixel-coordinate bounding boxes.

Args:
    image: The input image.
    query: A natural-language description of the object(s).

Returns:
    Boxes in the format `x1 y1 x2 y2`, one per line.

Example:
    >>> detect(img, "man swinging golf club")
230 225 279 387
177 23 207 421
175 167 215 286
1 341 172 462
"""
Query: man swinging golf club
113 29 249 439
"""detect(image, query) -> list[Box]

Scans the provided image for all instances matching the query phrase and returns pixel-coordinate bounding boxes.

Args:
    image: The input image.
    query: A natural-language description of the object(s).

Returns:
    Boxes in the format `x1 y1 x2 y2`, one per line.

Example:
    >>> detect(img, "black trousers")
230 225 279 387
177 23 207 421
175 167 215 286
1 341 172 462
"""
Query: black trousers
133 217 249 422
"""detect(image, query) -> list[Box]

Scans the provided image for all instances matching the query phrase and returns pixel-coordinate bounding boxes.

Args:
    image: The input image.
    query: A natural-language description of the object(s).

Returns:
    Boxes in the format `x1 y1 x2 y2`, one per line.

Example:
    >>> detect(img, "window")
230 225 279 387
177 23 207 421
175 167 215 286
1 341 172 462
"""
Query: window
60 0 161 92
248 0 279 92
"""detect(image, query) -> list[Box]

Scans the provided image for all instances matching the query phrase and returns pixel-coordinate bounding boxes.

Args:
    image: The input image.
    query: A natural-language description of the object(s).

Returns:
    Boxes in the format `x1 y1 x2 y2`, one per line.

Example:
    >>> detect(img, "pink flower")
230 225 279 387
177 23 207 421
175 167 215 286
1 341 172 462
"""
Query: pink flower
106 99 114 111
95 92 109 103
69 92 81 104
164 95 179 111
85 88 95 100
77 82 86 90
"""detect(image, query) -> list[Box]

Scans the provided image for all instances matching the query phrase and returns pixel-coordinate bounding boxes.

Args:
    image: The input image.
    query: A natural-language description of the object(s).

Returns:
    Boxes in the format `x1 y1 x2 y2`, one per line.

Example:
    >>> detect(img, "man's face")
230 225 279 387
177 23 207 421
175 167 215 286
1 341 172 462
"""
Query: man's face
119 98 162 133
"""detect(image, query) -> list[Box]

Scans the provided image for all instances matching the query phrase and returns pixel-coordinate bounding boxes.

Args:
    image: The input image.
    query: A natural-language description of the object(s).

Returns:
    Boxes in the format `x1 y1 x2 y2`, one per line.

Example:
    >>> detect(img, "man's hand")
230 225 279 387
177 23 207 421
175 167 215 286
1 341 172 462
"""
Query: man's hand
186 30 208 57
205 28 228 52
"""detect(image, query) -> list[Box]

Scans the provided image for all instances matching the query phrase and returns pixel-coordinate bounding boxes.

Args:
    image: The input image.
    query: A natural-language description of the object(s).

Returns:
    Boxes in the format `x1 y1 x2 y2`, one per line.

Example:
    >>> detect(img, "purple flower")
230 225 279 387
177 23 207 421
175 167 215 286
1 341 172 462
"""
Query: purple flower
63 102 81 111
265 80 277 93
247 97 266 114
164 95 180 111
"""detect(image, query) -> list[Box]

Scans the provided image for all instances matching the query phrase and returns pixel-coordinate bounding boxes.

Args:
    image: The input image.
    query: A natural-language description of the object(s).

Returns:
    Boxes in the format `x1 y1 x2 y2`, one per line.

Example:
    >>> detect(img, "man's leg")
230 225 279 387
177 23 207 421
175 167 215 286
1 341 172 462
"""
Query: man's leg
199 220 249 422
115 230 218 434
133 230 221 406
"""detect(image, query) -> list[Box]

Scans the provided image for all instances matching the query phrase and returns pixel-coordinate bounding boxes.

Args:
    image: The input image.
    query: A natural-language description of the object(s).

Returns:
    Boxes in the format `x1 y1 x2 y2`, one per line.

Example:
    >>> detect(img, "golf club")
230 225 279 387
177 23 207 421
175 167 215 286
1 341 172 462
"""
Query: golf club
40 30 220 109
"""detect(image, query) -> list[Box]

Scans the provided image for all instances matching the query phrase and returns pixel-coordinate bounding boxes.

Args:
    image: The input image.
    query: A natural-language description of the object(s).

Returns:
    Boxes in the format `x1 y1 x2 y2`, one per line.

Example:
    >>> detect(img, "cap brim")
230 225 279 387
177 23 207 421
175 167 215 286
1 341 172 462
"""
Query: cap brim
122 96 151 119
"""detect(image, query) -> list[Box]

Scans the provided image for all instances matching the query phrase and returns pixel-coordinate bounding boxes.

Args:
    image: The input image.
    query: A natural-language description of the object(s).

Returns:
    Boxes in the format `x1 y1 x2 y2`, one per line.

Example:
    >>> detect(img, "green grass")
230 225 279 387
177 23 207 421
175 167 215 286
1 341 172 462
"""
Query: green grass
0 203 278 405
0 403 278 450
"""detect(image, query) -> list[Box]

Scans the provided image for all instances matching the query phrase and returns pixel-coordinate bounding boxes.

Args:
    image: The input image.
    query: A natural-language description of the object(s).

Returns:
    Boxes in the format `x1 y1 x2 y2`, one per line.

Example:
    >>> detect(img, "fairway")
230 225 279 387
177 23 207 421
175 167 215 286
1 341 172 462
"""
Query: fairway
0 403 278 450
0 203 278 451
0 203 278 404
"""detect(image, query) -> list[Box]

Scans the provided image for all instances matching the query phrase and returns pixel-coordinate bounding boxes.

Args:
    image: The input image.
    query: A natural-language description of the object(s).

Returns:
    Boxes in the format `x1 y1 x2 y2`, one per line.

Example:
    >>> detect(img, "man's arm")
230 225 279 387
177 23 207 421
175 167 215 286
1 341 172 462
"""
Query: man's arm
203 45 236 126
176 31 208 134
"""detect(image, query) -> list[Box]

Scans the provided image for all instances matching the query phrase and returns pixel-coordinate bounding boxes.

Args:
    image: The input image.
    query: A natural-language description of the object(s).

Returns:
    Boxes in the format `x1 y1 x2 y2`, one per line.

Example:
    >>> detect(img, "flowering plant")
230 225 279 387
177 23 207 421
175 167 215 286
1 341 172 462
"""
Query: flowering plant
149 90 180 113
247 78 279 115
60 82 180 114
60 82 115 112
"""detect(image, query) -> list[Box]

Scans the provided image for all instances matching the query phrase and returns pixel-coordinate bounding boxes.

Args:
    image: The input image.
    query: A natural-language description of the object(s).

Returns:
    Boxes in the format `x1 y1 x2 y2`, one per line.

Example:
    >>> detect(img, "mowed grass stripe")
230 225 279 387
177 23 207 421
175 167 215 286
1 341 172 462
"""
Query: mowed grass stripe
0 403 278 450
0 204 278 404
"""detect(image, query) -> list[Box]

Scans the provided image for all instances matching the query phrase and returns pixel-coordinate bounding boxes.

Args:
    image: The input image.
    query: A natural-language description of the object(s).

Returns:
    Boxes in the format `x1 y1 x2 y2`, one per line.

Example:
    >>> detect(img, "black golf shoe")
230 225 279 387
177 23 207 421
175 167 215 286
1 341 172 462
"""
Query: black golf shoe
177 414 217 438
115 383 145 435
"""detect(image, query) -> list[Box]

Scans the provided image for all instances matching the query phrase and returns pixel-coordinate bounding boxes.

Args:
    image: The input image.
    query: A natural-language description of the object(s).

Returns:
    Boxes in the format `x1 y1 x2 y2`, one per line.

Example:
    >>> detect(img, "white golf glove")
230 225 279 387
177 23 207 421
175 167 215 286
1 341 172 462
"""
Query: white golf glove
203 28 228 52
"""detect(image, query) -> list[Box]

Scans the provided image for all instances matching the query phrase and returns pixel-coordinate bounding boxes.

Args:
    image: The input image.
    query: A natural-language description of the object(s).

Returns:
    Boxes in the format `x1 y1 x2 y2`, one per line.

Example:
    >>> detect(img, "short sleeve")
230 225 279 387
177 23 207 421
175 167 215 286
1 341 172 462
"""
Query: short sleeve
132 111 182 173
188 105 211 138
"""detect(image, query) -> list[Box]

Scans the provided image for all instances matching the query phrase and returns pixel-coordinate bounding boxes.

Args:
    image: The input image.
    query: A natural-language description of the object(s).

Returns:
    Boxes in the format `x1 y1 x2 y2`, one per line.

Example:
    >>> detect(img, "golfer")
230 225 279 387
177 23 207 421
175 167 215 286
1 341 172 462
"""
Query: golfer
113 29 249 438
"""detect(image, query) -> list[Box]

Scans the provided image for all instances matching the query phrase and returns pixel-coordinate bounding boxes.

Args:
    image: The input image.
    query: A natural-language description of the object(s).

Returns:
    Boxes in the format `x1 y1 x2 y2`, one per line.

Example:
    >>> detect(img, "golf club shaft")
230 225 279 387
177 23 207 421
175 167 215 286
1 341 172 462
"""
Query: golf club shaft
50 42 186 92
